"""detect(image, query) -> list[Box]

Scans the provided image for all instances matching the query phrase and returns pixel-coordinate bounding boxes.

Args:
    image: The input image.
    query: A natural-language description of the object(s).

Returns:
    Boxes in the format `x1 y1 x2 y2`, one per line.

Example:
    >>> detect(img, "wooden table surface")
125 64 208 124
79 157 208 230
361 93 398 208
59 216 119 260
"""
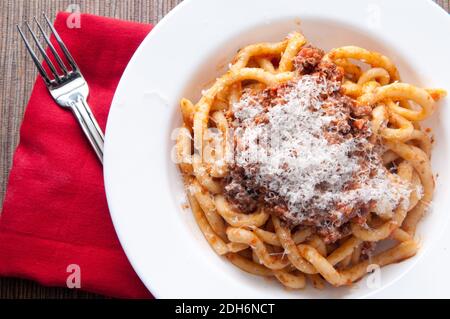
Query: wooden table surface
0 0 448 299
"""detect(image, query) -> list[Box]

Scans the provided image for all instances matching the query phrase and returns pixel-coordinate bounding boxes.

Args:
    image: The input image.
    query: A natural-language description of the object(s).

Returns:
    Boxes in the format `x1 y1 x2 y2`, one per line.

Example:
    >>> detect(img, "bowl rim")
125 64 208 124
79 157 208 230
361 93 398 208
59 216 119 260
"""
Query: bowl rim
104 0 450 298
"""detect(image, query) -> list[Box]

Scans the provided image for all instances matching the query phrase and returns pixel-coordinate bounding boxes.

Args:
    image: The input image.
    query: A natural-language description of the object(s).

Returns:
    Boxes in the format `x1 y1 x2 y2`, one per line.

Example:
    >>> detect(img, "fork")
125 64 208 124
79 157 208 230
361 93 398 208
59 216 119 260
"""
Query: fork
17 14 104 163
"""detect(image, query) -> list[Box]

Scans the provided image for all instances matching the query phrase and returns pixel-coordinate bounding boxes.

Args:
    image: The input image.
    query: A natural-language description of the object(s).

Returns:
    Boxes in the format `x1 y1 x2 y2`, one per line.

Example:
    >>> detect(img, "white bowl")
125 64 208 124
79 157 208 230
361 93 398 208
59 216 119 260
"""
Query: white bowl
104 0 450 298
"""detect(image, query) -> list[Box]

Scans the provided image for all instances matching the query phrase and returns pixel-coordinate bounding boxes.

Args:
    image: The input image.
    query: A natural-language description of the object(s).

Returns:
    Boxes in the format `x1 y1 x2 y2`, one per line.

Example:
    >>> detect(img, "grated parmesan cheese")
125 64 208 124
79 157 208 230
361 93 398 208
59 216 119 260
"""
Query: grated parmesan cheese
229 73 412 232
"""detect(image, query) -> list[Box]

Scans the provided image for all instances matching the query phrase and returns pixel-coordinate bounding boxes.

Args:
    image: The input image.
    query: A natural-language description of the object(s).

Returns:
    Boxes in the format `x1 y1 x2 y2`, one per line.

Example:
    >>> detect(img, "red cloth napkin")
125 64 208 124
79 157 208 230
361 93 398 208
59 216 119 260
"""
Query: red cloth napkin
0 12 153 298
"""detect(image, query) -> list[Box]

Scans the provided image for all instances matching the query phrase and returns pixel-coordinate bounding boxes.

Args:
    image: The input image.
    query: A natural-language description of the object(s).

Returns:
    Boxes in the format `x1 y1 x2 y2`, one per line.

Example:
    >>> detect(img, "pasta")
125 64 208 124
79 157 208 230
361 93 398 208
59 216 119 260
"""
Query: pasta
176 31 446 289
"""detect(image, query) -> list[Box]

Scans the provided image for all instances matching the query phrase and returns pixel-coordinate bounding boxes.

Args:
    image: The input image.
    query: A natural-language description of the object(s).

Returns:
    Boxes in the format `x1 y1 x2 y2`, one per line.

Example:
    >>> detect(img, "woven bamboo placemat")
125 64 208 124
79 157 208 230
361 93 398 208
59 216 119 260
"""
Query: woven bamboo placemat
0 0 448 299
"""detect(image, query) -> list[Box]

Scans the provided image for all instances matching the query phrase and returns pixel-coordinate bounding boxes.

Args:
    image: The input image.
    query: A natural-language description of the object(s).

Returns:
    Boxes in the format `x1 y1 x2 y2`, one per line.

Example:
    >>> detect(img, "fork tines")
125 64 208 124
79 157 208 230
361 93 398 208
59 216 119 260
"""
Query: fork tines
17 14 79 86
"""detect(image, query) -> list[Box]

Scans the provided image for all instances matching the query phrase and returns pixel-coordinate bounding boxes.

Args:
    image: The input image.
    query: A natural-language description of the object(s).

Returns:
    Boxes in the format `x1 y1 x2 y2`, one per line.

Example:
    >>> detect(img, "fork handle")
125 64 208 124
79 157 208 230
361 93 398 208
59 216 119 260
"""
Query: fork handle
70 97 104 163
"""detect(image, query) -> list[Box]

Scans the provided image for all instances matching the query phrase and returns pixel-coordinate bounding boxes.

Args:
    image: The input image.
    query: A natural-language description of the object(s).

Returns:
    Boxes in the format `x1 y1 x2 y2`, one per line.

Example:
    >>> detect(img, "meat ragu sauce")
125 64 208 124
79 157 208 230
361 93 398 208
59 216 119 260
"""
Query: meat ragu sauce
223 45 410 244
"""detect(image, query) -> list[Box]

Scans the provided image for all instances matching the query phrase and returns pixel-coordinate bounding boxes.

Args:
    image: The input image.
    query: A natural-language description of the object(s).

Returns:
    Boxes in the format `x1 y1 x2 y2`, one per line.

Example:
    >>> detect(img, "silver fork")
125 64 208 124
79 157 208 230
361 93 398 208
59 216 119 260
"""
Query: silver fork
18 14 104 163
